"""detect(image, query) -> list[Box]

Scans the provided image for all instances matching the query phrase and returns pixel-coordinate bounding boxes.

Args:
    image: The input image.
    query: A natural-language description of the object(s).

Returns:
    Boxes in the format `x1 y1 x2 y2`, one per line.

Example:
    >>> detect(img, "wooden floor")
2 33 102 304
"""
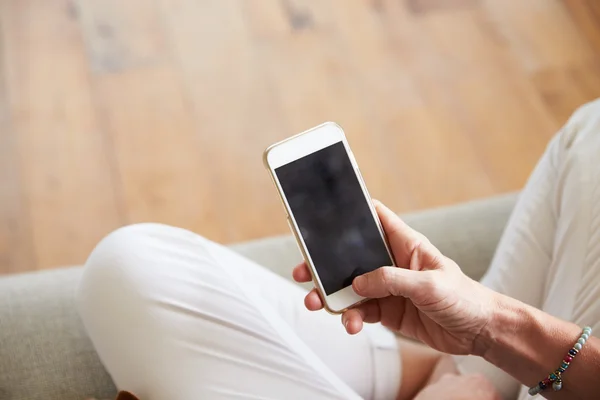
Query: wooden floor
1 0 600 274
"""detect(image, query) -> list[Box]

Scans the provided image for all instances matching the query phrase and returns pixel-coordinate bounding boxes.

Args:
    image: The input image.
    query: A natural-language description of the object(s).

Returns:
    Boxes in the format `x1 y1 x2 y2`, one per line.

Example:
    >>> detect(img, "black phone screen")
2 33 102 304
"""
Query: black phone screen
275 141 393 295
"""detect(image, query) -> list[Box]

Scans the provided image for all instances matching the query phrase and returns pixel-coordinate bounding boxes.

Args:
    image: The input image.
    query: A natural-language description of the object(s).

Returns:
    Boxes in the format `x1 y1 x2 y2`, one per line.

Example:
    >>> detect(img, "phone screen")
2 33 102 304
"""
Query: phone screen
275 141 393 295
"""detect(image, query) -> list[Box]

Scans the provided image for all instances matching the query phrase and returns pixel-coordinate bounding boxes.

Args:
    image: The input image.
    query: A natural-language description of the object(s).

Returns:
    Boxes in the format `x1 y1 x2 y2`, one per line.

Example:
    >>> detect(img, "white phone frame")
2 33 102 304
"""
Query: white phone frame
263 122 395 314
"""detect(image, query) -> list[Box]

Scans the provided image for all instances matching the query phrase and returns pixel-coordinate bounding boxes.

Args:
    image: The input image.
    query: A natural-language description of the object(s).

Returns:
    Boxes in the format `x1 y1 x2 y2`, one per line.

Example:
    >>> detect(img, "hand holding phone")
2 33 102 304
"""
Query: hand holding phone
294 200 495 358
265 123 494 357
264 123 395 313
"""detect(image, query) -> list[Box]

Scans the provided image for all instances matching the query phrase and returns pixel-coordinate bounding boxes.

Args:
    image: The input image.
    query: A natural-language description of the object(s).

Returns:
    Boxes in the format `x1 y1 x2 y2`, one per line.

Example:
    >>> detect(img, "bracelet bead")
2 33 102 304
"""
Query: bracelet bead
529 386 541 395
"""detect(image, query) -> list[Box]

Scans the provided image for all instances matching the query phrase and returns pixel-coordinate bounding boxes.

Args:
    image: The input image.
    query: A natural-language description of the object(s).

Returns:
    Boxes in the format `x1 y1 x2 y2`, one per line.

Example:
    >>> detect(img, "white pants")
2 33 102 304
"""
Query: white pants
78 100 600 400
77 226 400 399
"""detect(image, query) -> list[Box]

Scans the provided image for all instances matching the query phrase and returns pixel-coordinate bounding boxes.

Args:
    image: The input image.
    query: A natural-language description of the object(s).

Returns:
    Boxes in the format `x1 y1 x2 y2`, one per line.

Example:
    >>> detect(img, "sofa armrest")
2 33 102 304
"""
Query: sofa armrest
401 193 518 281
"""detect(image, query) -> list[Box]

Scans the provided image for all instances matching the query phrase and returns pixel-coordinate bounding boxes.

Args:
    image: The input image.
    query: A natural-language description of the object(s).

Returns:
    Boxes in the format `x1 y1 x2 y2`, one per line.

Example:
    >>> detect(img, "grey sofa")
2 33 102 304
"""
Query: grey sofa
0 194 518 400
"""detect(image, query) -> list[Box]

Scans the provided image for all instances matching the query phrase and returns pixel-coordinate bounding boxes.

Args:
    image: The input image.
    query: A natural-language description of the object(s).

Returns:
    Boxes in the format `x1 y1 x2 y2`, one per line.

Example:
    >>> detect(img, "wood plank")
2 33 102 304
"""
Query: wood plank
398 7 499 203
75 0 167 73
570 59 600 100
78 0 226 240
406 0 478 15
241 0 289 38
2 0 122 270
562 0 600 53
385 107 496 208
157 0 290 242
330 1 494 209
320 0 423 211
92 65 224 239
531 60 600 127
414 7 557 193
248 0 416 212
482 0 595 73
0 15 36 274
424 71 556 193
414 6 512 81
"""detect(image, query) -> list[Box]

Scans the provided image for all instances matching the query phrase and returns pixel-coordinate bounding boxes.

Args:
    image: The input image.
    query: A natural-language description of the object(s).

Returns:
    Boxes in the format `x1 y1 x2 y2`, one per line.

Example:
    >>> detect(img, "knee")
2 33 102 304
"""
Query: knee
77 224 155 315
77 223 217 314
79 223 157 286
77 223 198 324
559 98 600 151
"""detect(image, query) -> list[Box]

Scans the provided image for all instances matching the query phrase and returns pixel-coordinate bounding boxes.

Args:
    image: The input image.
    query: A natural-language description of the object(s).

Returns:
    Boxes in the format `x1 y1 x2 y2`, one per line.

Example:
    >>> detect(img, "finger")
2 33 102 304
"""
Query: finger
292 262 312 283
354 300 382 324
341 308 364 335
353 266 426 299
304 288 324 311
373 200 423 266
341 300 382 334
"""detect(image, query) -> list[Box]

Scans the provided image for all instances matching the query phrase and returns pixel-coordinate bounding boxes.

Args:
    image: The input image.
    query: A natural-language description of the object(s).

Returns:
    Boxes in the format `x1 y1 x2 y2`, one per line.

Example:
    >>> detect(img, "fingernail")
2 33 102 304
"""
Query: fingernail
344 319 348 329
354 276 365 293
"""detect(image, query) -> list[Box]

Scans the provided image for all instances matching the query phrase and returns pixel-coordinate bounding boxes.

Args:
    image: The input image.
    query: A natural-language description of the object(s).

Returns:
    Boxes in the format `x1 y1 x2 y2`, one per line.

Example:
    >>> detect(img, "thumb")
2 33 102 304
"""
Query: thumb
353 266 427 299
373 200 425 266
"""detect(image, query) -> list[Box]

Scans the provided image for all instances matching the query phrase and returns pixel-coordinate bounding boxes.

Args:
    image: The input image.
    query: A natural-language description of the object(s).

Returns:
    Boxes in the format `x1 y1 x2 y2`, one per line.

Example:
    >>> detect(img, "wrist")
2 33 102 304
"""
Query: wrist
471 290 590 394
472 291 533 359
473 290 582 367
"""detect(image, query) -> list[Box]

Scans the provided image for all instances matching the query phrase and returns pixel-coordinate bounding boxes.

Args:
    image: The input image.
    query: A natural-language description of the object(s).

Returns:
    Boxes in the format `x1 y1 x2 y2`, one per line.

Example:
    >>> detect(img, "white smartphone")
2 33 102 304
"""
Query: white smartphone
264 122 395 314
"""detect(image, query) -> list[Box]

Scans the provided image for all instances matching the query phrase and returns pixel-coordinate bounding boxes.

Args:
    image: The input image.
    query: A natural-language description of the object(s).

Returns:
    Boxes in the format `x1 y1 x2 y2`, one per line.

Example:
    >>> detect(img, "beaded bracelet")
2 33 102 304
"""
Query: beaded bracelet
528 326 592 396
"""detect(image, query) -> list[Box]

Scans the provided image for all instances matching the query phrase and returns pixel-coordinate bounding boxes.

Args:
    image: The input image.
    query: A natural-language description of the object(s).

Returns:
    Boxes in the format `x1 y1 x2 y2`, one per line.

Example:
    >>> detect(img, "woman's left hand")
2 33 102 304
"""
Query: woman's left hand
414 373 501 400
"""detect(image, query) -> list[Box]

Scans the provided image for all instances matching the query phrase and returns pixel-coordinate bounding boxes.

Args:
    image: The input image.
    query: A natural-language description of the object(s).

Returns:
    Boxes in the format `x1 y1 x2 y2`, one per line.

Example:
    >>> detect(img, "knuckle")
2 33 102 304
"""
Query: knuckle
421 271 438 292
403 236 422 256
379 267 398 295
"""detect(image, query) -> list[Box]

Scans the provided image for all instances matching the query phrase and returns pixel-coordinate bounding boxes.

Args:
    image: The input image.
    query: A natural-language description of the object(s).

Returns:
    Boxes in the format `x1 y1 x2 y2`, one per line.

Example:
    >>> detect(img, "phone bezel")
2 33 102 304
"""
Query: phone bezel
263 122 395 314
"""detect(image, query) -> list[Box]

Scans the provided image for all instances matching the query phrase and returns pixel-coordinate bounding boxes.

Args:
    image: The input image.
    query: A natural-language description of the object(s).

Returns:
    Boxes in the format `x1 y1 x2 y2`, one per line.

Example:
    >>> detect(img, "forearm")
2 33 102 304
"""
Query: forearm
476 290 600 399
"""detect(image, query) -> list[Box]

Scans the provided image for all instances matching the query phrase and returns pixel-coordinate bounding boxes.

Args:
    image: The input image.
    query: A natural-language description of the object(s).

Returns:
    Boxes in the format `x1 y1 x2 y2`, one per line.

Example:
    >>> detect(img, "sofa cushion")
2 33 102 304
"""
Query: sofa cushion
0 267 116 400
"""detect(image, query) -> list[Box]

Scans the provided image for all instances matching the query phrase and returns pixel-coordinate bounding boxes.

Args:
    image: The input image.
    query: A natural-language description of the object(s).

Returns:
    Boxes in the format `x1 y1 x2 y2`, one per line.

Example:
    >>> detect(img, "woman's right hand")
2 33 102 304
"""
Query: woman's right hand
293 200 497 356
